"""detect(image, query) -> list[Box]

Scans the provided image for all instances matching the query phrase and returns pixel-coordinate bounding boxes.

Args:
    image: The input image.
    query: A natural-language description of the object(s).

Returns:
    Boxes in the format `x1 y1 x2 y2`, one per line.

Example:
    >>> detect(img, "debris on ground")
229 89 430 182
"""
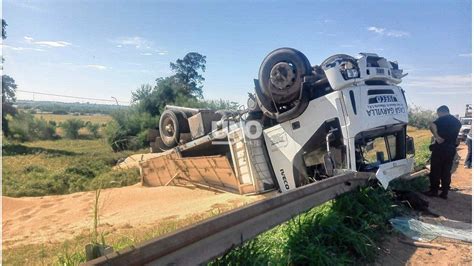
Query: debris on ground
390 217 471 243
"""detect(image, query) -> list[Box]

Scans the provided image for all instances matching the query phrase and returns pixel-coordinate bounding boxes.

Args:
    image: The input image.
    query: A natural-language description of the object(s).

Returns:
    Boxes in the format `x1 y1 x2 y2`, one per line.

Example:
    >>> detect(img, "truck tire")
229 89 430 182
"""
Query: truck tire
258 48 312 105
159 110 190 148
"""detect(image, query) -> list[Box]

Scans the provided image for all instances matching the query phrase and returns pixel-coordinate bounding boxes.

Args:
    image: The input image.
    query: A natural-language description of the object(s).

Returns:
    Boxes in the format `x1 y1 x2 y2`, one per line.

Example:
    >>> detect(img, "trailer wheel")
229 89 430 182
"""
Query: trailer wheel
258 48 312 105
159 110 189 148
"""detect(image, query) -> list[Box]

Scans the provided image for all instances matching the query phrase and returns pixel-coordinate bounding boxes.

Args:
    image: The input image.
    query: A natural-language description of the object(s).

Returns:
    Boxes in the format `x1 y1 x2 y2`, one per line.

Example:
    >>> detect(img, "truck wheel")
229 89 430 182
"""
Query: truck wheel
258 48 312 105
159 110 189 148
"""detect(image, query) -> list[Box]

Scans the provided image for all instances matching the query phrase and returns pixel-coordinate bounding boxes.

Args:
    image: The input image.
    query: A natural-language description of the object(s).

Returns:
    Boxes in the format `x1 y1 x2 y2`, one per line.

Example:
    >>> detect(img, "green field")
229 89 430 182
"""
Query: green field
3 113 145 197
3 139 145 197
33 113 113 125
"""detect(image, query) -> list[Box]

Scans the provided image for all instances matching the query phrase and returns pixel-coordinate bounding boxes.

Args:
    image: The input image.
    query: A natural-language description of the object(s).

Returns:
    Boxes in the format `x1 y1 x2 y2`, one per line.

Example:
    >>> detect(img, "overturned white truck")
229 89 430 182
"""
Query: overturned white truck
142 48 415 194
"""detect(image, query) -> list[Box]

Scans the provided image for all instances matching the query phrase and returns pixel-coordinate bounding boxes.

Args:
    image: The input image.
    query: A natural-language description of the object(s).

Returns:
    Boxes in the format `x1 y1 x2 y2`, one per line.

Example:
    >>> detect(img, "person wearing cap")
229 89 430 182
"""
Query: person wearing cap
425 105 462 199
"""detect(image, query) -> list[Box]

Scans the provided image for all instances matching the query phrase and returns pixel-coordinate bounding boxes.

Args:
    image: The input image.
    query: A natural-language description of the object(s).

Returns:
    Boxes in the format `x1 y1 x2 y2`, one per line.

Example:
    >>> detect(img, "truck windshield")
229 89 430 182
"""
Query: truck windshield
354 126 406 171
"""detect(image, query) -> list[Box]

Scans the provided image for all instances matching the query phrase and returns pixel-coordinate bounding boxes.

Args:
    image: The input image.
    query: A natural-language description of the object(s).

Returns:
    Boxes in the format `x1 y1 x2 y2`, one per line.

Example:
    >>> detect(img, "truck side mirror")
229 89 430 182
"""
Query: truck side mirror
406 136 415 157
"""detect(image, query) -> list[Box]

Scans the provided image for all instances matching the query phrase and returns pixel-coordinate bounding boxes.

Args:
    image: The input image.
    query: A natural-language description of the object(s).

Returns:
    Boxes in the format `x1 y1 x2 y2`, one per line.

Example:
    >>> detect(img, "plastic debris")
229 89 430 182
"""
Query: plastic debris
389 217 472 242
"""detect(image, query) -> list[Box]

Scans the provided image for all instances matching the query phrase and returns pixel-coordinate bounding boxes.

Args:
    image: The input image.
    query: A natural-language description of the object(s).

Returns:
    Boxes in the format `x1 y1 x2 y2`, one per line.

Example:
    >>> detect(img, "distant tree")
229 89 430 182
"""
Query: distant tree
2 75 18 136
131 84 153 103
2 19 18 136
8 112 57 141
170 52 206 98
131 77 186 116
108 52 217 151
2 19 6 40
408 106 436 129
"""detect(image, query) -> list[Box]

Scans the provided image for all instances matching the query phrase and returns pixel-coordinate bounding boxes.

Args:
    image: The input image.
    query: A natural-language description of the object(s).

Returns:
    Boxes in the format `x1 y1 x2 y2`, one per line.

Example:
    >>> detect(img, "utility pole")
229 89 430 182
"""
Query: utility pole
111 96 119 106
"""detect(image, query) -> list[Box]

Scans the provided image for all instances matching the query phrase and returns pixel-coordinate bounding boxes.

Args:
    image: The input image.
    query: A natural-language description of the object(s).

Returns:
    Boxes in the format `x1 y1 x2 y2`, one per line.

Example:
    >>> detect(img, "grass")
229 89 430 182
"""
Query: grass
408 126 432 170
34 113 112 125
211 186 403 265
2 138 146 197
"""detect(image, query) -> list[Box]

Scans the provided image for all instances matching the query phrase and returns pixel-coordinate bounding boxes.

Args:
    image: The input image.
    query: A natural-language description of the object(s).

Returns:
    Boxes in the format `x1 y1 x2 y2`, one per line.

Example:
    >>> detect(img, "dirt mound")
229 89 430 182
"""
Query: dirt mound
3 184 266 248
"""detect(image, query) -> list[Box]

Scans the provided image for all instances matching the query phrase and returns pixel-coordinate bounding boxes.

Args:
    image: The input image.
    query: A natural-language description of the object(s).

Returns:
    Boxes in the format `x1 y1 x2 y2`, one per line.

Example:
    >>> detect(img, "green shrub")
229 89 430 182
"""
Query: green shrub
408 106 436 129
8 112 58 141
86 122 101 138
65 166 96 179
33 118 57 140
105 109 158 151
61 118 85 139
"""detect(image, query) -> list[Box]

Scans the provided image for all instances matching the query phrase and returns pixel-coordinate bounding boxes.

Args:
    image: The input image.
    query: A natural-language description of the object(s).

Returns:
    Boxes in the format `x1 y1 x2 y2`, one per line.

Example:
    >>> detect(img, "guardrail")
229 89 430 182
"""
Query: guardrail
84 172 372 266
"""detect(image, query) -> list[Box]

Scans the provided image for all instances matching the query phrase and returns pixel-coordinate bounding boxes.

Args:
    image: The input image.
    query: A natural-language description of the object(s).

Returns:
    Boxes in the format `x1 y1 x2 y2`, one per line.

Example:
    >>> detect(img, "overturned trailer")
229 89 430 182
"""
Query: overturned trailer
141 48 415 194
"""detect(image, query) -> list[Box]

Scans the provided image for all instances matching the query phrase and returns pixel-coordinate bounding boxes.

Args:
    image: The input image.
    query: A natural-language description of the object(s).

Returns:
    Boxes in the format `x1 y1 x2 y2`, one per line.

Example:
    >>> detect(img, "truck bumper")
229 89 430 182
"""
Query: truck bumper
375 158 415 189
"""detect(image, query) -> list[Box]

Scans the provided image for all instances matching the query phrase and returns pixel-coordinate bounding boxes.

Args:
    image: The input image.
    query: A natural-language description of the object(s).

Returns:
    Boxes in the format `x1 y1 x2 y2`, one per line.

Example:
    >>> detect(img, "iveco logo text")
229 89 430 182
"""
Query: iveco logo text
375 95 397 103
368 95 398 104
280 169 290 189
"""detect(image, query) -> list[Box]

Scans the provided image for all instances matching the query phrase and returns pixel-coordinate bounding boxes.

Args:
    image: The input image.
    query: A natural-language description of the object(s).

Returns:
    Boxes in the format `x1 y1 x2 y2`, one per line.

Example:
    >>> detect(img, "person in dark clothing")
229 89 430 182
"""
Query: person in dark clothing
425 105 462 199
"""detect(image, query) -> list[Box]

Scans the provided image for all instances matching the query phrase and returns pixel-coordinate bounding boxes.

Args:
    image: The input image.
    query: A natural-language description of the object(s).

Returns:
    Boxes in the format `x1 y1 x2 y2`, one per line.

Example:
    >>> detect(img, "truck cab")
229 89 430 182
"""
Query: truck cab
258 51 414 192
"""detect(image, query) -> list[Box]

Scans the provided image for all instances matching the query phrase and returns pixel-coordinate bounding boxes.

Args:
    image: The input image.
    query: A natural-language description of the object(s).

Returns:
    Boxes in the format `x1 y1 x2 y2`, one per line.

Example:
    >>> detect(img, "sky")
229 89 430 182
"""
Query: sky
2 0 472 115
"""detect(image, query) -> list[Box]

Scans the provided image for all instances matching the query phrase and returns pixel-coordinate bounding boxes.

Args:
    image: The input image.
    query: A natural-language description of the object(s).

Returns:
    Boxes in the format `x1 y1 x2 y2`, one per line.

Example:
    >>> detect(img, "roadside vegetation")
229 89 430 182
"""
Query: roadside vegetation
211 186 402 265
18 100 124 115
408 106 437 129
3 137 142 197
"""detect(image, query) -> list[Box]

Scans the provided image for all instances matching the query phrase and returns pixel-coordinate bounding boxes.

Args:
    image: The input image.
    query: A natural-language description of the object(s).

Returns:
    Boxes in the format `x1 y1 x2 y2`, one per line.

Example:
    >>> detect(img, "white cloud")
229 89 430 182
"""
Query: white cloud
23 36 71 47
385 30 409 37
86 64 107 70
11 1 44 12
404 74 472 95
459 53 472 57
114 36 152 49
140 52 153 56
367 26 409 38
157 50 168 55
35 41 71 47
3 44 45 52
368 26 385 34
24 36 34 42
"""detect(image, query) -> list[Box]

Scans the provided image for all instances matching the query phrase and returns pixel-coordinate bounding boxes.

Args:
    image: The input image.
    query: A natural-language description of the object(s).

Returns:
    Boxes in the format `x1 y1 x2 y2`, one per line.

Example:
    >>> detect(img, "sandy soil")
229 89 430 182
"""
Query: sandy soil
3 183 266 248
378 144 472 265
113 153 162 170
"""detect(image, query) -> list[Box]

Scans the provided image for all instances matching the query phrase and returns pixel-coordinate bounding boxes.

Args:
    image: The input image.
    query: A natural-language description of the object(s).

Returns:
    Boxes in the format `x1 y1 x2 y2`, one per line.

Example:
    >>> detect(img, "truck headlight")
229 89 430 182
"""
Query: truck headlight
345 69 359 79
340 62 360 80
